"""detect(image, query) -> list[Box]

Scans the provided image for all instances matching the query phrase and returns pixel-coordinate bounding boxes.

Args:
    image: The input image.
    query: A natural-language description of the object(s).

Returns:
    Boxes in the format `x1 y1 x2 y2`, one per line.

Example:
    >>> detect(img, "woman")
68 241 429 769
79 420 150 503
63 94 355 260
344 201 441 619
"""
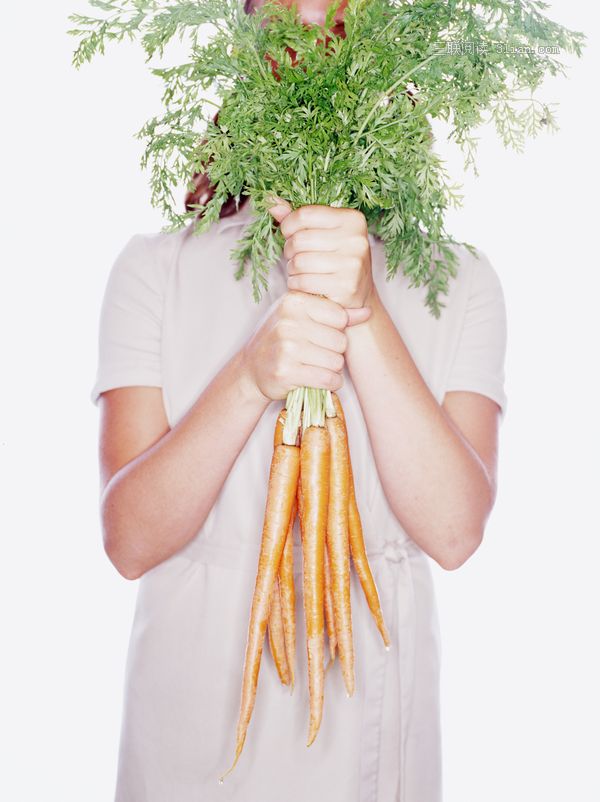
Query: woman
90 0 508 799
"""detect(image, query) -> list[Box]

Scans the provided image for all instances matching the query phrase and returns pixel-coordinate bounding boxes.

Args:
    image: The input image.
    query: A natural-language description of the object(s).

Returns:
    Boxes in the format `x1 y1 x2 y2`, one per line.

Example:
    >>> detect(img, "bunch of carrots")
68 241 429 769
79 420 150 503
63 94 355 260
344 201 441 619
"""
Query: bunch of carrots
220 390 390 781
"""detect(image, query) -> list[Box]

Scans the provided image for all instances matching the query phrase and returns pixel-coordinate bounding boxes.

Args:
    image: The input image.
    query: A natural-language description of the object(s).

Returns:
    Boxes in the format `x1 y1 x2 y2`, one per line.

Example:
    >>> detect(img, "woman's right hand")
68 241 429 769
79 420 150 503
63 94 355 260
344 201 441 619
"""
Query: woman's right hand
241 291 371 402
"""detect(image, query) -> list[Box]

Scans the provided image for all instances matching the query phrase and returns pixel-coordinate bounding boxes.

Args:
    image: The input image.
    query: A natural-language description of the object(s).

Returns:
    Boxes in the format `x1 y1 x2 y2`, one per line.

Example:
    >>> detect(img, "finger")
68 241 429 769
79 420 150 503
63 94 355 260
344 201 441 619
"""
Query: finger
287 251 346 276
346 307 372 327
300 293 348 330
304 320 348 354
283 230 341 261
291 364 344 394
288 273 341 298
298 342 345 374
279 204 342 239
267 197 293 224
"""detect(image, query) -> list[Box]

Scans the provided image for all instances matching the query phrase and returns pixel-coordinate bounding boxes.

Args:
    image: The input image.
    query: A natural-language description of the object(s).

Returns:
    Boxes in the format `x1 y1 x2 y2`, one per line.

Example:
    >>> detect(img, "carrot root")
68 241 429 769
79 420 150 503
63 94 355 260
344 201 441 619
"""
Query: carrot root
325 412 355 698
220 438 300 781
306 634 325 746
279 500 297 691
300 424 329 747
349 484 391 649
332 393 391 650
323 547 337 663
268 576 291 686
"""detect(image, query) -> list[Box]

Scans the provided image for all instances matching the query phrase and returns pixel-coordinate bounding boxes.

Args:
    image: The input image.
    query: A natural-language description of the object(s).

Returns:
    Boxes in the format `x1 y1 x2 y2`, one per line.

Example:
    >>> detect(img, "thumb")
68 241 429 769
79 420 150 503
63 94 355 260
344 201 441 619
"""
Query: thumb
346 306 372 327
267 196 293 224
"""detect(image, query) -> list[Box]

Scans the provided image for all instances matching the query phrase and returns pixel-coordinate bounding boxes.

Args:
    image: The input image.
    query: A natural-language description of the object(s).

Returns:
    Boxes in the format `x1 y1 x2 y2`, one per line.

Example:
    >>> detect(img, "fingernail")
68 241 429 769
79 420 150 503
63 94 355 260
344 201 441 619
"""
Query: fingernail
268 203 289 216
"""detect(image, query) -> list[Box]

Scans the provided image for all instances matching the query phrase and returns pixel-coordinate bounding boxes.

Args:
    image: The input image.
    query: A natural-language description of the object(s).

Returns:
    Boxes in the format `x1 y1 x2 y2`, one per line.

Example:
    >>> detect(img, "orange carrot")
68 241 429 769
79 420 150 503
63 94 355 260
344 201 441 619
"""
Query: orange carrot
323 546 337 666
219 440 300 781
268 575 291 685
273 406 298 689
297 481 304 540
325 411 355 697
279 499 297 691
300 424 329 747
332 393 391 649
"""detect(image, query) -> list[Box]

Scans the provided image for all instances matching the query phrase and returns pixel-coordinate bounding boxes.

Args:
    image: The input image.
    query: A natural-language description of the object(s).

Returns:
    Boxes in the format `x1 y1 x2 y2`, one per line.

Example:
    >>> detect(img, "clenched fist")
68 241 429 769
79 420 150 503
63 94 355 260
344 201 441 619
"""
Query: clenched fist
241 291 370 402
268 199 375 309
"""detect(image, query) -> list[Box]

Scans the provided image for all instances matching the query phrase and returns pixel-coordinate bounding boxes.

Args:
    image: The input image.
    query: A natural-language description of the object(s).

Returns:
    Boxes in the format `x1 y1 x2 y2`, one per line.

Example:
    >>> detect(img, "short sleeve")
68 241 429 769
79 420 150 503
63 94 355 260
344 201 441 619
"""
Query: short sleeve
444 248 509 422
90 233 165 407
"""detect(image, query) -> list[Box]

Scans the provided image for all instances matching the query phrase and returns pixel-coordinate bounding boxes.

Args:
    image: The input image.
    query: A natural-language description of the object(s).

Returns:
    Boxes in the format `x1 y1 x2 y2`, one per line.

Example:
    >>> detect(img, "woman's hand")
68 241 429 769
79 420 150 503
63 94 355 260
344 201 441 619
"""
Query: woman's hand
241 291 370 402
268 198 374 309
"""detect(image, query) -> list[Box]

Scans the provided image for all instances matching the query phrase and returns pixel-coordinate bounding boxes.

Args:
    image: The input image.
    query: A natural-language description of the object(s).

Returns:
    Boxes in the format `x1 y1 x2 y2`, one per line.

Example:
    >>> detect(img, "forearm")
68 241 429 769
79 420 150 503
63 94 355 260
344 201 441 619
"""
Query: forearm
345 286 493 569
101 349 270 579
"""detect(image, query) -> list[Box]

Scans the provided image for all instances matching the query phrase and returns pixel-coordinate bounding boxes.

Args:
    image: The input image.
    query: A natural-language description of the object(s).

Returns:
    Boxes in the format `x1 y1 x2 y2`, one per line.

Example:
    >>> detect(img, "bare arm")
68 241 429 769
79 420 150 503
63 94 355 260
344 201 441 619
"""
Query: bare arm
98 291 367 580
344 285 499 570
99 350 269 580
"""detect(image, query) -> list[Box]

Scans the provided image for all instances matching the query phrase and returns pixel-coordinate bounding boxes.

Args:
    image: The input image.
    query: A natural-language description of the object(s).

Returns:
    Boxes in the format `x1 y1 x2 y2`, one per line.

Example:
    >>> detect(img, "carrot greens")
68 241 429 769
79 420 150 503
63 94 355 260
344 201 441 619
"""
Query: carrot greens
68 0 584 317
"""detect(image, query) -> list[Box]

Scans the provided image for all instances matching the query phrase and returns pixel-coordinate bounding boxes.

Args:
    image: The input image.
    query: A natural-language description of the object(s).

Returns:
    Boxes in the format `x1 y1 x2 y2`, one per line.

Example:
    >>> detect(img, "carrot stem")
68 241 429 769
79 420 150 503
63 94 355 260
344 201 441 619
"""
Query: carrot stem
283 387 327 445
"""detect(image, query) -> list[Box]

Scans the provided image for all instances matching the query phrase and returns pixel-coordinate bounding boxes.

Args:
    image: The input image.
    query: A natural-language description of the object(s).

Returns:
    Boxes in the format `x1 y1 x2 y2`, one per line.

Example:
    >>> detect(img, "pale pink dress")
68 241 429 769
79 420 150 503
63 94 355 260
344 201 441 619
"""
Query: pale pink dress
90 197 508 802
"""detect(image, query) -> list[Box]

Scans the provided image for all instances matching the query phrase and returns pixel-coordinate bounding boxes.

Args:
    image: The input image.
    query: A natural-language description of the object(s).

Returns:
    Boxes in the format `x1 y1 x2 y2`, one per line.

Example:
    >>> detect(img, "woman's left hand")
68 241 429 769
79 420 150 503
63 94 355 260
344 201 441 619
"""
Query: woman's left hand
268 198 374 310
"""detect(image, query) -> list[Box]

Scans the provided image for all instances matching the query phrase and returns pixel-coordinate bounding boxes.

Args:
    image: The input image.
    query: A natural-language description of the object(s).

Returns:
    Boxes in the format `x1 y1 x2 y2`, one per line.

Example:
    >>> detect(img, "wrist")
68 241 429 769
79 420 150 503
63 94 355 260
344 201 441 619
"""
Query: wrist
363 278 378 310
350 282 382 332
235 348 271 410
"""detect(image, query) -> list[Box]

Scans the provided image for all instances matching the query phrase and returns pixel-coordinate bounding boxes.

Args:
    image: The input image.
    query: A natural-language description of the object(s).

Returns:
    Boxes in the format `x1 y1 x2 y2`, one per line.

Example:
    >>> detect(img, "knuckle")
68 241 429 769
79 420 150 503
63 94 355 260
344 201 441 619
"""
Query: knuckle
290 251 306 272
296 206 310 226
272 317 288 338
280 292 298 316
273 361 286 381
287 274 304 292
328 371 343 391
332 303 349 329
337 331 348 353
347 276 359 296
273 333 292 363
352 209 367 230
350 254 363 272
286 256 302 278
359 235 370 255
280 336 296 357
278 295 291 316
332 353 345 372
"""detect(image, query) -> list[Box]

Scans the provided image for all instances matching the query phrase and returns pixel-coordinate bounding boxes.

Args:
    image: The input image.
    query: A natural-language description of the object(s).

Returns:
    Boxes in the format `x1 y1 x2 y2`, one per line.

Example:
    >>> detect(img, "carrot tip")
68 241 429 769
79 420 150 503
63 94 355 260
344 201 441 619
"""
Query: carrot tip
385 644 391 652
218 742 243 784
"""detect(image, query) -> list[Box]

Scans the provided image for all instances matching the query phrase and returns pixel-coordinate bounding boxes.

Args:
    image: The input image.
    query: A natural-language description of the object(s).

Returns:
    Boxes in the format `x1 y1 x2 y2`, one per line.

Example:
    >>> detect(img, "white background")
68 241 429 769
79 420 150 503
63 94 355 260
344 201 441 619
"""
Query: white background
2 2 598 800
